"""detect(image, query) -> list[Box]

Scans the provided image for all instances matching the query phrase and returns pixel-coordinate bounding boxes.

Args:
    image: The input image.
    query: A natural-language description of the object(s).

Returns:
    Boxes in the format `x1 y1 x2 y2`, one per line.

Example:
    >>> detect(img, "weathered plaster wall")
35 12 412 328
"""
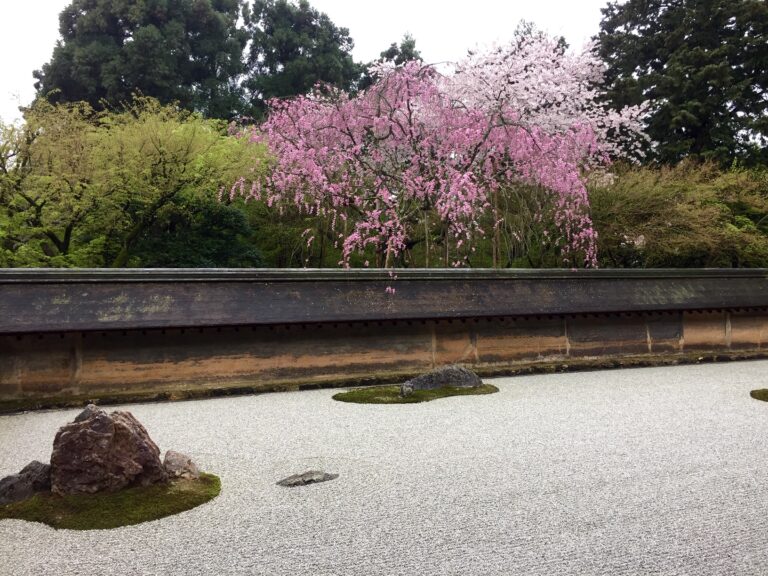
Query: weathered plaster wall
2 310 767 410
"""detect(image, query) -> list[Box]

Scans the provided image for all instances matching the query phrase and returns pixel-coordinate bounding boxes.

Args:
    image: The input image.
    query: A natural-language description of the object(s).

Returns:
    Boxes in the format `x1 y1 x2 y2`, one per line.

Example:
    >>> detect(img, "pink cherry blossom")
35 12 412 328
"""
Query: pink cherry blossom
237 35 647 269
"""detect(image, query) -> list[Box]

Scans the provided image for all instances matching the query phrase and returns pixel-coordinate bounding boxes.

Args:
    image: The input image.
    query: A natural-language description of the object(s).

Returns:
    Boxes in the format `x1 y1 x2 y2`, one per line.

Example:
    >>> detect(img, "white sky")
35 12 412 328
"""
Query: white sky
0 0 611 123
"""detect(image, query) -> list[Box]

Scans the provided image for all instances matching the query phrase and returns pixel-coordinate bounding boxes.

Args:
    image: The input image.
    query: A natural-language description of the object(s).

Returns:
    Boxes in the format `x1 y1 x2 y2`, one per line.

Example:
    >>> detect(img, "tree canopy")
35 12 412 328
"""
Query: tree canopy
242 0 362 116
358 34 422 91
33 0 247 119
379 34 421 66
32 0 368 120
597 0 768 165
240 36 647 270
0 98 267 267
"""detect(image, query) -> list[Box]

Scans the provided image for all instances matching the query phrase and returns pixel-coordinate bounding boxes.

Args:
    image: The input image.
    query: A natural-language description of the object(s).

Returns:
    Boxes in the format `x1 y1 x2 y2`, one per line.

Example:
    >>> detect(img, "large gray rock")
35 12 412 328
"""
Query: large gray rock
50 407 168 495
401 365 483 397
164 451 199 480
0 461 51 505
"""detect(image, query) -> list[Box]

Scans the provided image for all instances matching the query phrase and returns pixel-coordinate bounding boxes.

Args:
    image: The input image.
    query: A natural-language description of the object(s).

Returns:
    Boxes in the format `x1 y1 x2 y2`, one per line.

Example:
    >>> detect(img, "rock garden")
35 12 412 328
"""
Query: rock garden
0 404 219 530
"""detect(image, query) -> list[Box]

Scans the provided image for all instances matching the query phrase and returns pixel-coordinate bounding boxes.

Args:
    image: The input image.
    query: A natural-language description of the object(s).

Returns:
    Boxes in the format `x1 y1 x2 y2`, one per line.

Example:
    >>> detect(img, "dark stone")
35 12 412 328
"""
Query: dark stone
164 451 199 480
400 365 483 397
50 409 168 495
277 470 339 487
0 460 51 506
74 403 104 423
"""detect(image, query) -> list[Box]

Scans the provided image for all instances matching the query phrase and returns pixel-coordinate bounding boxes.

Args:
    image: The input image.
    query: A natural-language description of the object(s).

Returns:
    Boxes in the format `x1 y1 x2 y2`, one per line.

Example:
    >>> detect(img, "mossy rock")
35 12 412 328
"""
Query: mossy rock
332 384 499 404
750 389 768 402
0 473 220 530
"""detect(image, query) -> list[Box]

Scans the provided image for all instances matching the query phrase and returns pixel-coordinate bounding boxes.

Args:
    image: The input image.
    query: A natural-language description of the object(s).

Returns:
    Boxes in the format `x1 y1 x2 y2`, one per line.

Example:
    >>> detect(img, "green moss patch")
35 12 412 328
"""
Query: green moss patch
0 473 220 530
750 389 768 402
332 384 499 404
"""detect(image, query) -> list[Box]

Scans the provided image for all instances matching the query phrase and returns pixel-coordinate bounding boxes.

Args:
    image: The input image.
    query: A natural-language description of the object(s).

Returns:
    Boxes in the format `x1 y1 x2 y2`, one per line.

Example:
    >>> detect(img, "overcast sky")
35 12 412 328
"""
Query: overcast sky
0 0 611 123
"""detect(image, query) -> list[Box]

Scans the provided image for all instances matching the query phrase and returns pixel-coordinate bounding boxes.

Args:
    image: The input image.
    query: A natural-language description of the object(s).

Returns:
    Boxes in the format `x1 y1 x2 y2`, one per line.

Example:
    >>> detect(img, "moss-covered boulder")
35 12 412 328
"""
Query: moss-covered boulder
400 365 483 397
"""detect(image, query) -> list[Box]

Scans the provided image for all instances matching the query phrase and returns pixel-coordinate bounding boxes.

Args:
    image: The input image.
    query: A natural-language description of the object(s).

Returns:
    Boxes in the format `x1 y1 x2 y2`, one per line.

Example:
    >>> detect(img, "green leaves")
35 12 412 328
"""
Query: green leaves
0 97 269 268
34 0 246 119
243 0 362 116
590 162 768 268
597 0 768 165
35 0 368 120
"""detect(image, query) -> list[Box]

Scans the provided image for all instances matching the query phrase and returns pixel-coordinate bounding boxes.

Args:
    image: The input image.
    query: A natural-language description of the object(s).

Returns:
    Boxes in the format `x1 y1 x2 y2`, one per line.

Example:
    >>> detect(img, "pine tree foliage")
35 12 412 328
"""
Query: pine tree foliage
242 0 361 115
598 0 768 165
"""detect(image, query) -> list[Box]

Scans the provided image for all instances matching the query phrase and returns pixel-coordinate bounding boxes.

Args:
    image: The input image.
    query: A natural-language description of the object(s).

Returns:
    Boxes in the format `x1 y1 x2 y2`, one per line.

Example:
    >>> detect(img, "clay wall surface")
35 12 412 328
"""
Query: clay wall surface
1 269 767 411
2 311 768 411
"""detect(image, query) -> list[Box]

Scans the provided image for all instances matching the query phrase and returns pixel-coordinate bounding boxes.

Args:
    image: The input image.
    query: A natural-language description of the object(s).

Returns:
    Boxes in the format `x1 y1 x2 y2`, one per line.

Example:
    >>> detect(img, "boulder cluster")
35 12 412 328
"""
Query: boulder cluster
0 405 199 506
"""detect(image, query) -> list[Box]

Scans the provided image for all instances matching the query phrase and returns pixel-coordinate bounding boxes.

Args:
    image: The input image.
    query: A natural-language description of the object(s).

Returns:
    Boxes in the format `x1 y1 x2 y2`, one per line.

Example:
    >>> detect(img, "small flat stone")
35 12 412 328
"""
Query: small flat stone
277 470 338 487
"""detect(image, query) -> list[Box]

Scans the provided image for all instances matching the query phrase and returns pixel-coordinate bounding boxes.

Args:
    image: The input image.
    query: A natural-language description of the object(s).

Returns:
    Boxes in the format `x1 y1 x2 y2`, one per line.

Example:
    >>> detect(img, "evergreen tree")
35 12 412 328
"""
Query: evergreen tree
34 0 247 119
379 33 421 66
597 0 768 165
359 34 422 91
242 0 362 115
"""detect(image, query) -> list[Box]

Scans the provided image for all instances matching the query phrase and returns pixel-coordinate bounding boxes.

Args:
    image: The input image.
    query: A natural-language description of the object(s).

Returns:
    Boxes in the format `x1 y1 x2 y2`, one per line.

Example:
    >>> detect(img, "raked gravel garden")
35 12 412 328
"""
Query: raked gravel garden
2 361 768 576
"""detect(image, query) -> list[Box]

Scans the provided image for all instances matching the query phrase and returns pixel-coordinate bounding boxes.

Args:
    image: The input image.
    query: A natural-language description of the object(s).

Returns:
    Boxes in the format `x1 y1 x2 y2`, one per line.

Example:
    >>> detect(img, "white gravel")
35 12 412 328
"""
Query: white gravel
2 361 768 576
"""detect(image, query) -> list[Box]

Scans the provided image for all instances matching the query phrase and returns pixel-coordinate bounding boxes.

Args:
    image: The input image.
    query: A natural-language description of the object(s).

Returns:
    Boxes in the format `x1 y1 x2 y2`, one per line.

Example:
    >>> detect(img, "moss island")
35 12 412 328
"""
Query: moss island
333 384 499 404
0 473 221 530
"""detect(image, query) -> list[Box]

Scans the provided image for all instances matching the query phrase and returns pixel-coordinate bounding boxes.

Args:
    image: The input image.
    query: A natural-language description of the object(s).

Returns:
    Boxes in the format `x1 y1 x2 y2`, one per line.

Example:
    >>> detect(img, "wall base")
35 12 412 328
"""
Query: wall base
2 310 767 414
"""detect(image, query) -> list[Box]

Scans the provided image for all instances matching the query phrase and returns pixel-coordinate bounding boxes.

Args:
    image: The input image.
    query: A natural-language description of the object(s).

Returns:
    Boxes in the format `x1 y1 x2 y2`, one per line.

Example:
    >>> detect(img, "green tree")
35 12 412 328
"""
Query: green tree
33 0 247 119
93 98 268 266
358 34 422 91
379 33 421 66
130 196 263 267
0 101 102 266
597 0 768 165
242 0 362 115
0 98 268 267
589 163 768 268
